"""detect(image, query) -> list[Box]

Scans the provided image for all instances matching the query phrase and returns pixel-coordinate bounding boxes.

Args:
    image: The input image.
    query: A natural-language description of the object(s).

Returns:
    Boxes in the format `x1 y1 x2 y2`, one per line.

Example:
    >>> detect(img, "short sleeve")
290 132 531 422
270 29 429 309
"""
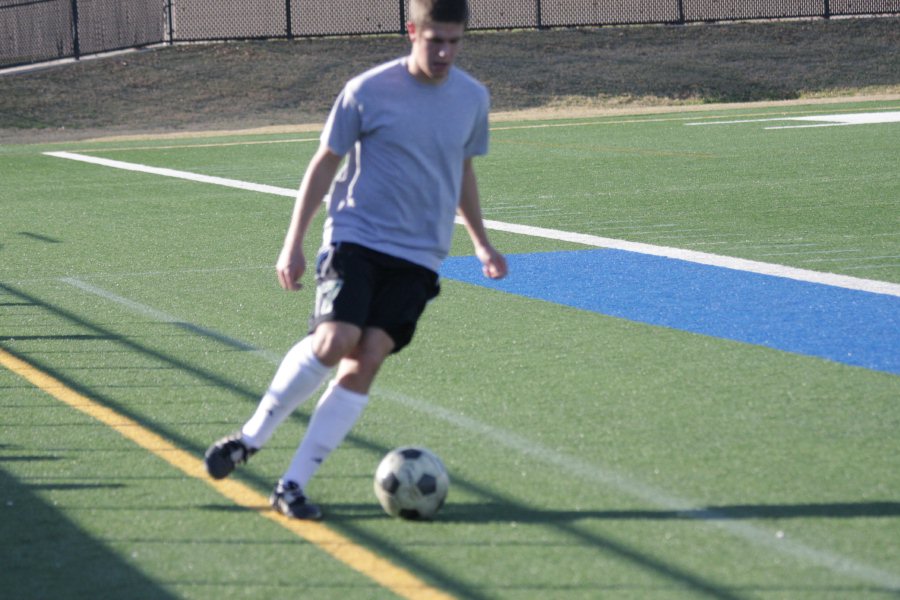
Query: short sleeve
464 86 490 158
321 86 362 157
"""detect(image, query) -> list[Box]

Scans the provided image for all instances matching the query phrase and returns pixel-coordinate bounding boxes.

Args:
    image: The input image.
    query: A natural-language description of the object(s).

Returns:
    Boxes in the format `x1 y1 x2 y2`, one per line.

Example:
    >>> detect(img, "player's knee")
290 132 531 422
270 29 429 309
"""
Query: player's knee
336 358 384 393
335 369 377 394
312 323 361 366
335 330 394 393
351 346 387 375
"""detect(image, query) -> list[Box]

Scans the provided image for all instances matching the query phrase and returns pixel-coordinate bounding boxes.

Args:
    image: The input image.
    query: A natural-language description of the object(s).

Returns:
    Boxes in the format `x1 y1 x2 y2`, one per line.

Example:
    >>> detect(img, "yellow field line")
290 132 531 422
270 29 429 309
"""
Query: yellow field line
0 346 455 600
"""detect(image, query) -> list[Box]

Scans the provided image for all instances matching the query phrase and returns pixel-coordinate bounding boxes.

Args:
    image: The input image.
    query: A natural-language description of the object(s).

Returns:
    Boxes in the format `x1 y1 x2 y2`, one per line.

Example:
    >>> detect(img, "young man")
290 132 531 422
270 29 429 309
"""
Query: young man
204 0 507 520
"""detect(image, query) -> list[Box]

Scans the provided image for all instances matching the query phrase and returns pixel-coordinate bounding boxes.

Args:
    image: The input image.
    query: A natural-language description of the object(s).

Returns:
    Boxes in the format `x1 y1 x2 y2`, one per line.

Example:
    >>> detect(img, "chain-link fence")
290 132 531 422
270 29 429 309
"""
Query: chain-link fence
3 0 899 69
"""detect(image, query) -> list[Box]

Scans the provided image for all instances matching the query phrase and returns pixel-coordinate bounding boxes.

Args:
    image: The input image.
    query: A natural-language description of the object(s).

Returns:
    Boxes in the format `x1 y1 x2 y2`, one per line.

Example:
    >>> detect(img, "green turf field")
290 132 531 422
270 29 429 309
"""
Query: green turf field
2 100 899 599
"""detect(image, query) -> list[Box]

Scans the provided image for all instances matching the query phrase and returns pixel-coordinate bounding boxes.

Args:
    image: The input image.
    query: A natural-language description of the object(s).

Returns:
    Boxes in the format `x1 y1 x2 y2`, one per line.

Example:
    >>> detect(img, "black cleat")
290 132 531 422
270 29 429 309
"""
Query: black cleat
270 480 323 520
204 433 256 480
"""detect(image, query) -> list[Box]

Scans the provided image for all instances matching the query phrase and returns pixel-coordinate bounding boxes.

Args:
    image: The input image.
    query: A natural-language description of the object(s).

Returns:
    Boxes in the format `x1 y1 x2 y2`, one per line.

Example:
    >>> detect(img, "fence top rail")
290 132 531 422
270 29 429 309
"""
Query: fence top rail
1 0 61 10
2 0 899 70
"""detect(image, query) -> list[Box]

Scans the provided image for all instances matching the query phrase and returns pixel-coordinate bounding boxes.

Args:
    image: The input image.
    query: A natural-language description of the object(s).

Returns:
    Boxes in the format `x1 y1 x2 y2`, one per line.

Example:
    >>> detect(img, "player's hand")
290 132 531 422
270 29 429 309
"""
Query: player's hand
477 244 508 280
276 245 306 291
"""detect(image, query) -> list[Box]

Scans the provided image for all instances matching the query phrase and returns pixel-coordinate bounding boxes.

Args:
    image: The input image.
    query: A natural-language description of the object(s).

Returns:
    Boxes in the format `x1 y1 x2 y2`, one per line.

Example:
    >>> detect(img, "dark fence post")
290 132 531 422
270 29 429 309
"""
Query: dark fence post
70 0 80 59
676 0 686 23
166 0 174 44
399 0 406 33
536 0 543 29
823 0 831 18
285 0 293 37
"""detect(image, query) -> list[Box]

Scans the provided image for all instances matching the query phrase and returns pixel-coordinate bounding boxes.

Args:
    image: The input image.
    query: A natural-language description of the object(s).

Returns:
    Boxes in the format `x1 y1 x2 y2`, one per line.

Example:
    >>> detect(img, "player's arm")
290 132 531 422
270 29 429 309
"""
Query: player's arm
276 146 344 291
457 157 508 280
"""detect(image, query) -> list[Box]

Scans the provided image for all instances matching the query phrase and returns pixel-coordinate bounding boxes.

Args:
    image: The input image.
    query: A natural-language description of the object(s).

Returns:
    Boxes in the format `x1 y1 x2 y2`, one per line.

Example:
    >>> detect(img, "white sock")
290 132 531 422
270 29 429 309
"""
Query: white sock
281 380 369 489
240 336 331 449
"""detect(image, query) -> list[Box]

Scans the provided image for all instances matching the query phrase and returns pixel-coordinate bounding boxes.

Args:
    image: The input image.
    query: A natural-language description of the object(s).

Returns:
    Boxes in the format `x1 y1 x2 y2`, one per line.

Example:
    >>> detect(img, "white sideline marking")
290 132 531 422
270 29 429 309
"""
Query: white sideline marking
44 150 900 298
379 386 900 592
769 111 900 130
45 151 296 197
478 219 900 297
686 111 900 130
54 276 900 591
60 277 282 364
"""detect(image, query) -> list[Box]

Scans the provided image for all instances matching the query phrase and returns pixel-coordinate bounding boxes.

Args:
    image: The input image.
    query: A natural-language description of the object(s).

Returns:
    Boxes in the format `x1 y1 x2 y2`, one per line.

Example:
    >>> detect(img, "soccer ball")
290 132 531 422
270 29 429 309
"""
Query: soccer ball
374 446 449 520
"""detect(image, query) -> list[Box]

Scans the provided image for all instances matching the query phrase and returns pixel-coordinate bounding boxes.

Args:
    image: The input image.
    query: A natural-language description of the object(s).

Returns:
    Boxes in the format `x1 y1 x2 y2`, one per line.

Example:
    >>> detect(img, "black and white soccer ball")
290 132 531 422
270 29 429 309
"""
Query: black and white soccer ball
374 446 450 520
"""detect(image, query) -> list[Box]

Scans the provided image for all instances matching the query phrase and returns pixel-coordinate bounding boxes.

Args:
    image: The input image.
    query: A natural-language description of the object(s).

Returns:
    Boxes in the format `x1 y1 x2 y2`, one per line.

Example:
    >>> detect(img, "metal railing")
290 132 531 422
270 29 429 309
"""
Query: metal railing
2 0 898 69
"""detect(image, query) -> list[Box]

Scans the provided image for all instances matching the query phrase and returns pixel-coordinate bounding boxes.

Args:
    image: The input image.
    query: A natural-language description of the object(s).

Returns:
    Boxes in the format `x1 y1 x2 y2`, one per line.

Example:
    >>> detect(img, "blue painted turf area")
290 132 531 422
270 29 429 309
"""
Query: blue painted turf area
440 249 900 375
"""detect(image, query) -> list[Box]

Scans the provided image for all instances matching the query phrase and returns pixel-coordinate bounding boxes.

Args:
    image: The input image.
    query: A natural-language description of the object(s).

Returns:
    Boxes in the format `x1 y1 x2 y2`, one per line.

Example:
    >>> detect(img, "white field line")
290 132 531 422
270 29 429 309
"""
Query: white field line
56 276 900 591
65 136 321 154
60 277 282 364
477 219 900 297
43 150 900 298
378 386 900 592
686 117 796 126
45 151 296 198
765 123 854 130
686 111 900 130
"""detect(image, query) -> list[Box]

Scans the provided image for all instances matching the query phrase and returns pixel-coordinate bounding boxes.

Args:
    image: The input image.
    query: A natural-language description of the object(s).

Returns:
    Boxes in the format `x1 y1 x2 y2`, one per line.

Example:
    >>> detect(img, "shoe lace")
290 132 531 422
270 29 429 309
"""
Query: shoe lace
279 481 306 504
227 439 251 465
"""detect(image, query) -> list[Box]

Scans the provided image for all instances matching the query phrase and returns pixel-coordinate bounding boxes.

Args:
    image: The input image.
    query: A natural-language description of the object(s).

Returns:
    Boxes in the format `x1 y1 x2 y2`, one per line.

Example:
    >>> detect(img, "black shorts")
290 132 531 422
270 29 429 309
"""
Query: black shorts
309 242 441 353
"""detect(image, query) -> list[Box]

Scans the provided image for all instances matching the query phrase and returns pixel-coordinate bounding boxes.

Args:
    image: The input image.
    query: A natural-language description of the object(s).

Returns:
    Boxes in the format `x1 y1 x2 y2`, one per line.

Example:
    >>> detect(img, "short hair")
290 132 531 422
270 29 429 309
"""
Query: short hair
408 0 469 26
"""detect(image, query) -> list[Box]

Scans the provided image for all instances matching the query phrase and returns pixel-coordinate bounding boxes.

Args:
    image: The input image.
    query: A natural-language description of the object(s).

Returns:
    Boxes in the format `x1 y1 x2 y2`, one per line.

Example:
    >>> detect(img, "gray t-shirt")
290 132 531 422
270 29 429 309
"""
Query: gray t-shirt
320 57 490 272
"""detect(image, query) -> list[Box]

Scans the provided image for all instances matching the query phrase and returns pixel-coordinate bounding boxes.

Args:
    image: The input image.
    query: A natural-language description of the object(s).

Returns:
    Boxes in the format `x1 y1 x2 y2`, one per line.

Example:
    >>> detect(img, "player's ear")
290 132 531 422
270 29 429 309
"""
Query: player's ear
406 21 416 42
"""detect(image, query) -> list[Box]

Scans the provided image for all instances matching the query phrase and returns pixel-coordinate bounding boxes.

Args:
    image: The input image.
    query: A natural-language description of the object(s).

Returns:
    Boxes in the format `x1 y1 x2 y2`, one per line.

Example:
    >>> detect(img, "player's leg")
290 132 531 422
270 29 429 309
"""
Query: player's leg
272 270 438 518
204 244 368 480
204 322 362 480
280 327 393 486
241 320 362 443
271 327 393 519
203 335 330 479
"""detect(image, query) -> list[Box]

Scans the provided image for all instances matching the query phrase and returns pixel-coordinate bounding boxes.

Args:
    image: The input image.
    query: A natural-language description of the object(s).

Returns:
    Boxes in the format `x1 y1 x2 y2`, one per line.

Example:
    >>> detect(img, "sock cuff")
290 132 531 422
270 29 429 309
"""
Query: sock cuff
319 380 369 409
301 337 331 376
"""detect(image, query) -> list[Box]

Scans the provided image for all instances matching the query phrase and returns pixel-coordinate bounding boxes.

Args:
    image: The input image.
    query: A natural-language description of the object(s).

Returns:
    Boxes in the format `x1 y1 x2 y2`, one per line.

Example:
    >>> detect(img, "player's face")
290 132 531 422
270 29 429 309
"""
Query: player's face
406 21 465 84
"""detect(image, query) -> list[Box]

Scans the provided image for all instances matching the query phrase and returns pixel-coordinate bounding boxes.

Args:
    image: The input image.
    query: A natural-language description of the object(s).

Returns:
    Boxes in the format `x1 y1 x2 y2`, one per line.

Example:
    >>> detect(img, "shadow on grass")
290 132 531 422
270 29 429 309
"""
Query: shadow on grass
437 501 900 524
307 500 900 524
7 280 868 600
0 463 179 599
0 282 495 600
